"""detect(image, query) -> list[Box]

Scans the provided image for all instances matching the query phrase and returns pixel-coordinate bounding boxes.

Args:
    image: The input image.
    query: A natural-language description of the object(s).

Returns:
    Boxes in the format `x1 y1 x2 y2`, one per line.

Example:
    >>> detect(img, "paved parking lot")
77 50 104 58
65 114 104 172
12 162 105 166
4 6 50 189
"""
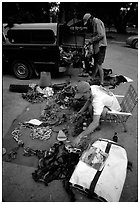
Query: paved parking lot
2 37 138 201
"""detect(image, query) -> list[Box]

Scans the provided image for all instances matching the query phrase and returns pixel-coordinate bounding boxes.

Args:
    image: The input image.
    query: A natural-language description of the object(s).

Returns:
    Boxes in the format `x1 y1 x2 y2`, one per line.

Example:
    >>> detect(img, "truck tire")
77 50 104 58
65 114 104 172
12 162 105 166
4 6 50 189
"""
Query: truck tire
12 60 33 79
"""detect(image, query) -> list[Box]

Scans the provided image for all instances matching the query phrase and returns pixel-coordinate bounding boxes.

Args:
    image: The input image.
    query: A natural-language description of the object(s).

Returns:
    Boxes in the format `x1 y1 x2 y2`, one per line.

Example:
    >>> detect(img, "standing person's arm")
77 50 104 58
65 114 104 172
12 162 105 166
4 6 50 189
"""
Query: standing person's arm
90 21 105 44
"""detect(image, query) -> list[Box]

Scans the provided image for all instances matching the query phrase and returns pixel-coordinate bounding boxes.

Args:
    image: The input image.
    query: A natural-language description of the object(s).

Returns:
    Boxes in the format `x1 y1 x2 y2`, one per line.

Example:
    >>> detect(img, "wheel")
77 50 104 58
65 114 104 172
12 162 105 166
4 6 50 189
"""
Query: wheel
12 60 33 79
132 39 138 49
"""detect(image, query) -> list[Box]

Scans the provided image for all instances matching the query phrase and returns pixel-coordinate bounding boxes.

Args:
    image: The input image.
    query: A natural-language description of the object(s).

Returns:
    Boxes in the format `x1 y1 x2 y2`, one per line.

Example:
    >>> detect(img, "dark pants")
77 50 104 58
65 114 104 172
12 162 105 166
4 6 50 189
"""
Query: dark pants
84 46 106 74
94 46 106 66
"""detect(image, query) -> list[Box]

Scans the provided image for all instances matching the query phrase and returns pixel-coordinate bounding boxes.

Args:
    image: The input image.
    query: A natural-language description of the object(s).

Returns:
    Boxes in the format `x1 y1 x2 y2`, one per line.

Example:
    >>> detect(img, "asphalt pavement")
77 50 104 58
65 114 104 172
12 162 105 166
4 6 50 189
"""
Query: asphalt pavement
2 35 138 202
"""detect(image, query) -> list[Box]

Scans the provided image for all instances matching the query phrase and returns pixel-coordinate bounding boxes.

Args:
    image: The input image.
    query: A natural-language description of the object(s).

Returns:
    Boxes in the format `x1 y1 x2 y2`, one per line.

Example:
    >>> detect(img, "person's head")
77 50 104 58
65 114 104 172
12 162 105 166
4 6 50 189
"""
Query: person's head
83 13 93 26
74 81 91 100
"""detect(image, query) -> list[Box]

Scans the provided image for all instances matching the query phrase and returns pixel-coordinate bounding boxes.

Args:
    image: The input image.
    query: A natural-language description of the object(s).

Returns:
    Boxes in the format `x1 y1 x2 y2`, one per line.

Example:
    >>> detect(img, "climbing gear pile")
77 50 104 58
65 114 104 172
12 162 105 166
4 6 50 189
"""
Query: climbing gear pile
31 142 81 186
22 88 47 103
11 126 24 147
54 84 76 108
30 126 52 140
4 147 20 162
22 83 54 104
40 105 68 126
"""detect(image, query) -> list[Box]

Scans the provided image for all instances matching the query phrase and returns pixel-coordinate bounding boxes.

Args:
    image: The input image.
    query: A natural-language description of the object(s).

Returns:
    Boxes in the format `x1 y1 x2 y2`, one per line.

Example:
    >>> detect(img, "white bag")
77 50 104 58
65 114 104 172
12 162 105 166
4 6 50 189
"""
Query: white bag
69 138 128 202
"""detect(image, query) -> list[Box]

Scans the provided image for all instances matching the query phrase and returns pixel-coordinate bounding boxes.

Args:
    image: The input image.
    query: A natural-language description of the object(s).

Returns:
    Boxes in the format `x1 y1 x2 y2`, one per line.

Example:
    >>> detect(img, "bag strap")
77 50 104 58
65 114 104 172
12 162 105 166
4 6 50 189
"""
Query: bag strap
88 141 111 196
105 141 112 154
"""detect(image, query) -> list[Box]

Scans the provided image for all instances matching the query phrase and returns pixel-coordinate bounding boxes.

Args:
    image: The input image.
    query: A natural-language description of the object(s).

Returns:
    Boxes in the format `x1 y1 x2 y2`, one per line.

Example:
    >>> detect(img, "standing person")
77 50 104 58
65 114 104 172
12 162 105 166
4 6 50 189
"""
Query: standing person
72 81 121 145
83 13 107 86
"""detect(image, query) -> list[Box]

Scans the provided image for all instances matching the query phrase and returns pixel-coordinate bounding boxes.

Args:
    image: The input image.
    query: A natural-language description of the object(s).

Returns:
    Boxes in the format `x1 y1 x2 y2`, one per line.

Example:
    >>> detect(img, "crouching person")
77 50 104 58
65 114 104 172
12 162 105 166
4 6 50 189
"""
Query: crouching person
73 81 121 145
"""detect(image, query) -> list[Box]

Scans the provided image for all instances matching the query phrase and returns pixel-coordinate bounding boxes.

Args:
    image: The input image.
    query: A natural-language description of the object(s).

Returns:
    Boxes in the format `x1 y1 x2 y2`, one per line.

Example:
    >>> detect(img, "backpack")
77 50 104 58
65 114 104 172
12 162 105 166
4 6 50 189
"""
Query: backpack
69 138 128 202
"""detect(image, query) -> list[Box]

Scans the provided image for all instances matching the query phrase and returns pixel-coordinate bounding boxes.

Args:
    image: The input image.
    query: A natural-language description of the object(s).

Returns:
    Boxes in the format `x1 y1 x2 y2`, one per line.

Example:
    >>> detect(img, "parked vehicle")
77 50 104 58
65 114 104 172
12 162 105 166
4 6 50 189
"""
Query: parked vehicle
126 35 138 49
3 23 85 79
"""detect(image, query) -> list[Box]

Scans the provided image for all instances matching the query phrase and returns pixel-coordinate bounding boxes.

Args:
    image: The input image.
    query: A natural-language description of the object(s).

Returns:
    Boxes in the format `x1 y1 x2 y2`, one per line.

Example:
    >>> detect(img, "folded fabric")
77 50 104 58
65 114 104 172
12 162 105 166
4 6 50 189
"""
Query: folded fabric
25 119 42 126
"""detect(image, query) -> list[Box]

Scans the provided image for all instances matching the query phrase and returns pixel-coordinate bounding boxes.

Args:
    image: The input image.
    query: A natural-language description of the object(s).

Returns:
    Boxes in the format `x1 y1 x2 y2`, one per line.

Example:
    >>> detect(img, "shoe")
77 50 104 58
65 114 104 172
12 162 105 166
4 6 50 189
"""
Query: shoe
100 83 104 87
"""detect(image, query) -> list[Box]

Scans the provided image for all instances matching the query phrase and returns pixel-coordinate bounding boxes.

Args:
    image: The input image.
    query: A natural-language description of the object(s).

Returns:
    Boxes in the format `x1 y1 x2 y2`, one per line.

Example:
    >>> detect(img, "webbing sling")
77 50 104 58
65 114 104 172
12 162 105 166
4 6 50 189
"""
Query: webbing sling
89 141 111 195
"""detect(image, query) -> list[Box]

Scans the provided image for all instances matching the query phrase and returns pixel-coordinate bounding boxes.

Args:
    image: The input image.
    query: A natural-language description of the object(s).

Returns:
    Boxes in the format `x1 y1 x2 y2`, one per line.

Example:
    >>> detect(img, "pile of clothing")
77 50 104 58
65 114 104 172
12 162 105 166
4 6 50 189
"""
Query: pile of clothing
54 84 76 108
87 74 128 89
22 82 76 105
59 46 83 68
22 84 54 103
59 46 73 67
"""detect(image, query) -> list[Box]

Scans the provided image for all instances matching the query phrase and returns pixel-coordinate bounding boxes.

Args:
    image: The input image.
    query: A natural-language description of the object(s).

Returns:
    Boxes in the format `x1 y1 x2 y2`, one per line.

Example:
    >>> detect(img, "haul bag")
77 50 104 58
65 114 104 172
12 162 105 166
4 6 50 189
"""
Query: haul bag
69 138 128 202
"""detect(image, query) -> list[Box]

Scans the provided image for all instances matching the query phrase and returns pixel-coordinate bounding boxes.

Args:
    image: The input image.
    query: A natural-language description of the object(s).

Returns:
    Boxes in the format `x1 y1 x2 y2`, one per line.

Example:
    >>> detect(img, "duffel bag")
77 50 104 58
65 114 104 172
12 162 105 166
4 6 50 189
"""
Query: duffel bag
69 138 127 202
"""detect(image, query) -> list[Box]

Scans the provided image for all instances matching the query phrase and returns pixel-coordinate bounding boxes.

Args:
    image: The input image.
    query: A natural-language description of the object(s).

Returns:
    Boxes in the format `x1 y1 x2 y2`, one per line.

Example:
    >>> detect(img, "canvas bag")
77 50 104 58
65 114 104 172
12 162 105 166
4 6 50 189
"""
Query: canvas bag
69 138 128 202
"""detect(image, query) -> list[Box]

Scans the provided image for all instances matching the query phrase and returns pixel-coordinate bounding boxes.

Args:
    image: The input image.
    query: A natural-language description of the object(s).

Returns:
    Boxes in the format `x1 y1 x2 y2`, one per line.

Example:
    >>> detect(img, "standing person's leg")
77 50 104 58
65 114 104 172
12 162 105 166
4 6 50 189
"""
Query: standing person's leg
98 46 106 85
85 56 91 73
98 64 104 85
92 46 106 85
91 52 98 79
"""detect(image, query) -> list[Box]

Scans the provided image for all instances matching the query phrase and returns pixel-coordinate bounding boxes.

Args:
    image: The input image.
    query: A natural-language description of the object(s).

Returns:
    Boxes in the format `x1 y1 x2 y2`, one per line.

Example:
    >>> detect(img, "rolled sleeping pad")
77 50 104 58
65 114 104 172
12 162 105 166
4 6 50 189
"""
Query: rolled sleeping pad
9 84 29 93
